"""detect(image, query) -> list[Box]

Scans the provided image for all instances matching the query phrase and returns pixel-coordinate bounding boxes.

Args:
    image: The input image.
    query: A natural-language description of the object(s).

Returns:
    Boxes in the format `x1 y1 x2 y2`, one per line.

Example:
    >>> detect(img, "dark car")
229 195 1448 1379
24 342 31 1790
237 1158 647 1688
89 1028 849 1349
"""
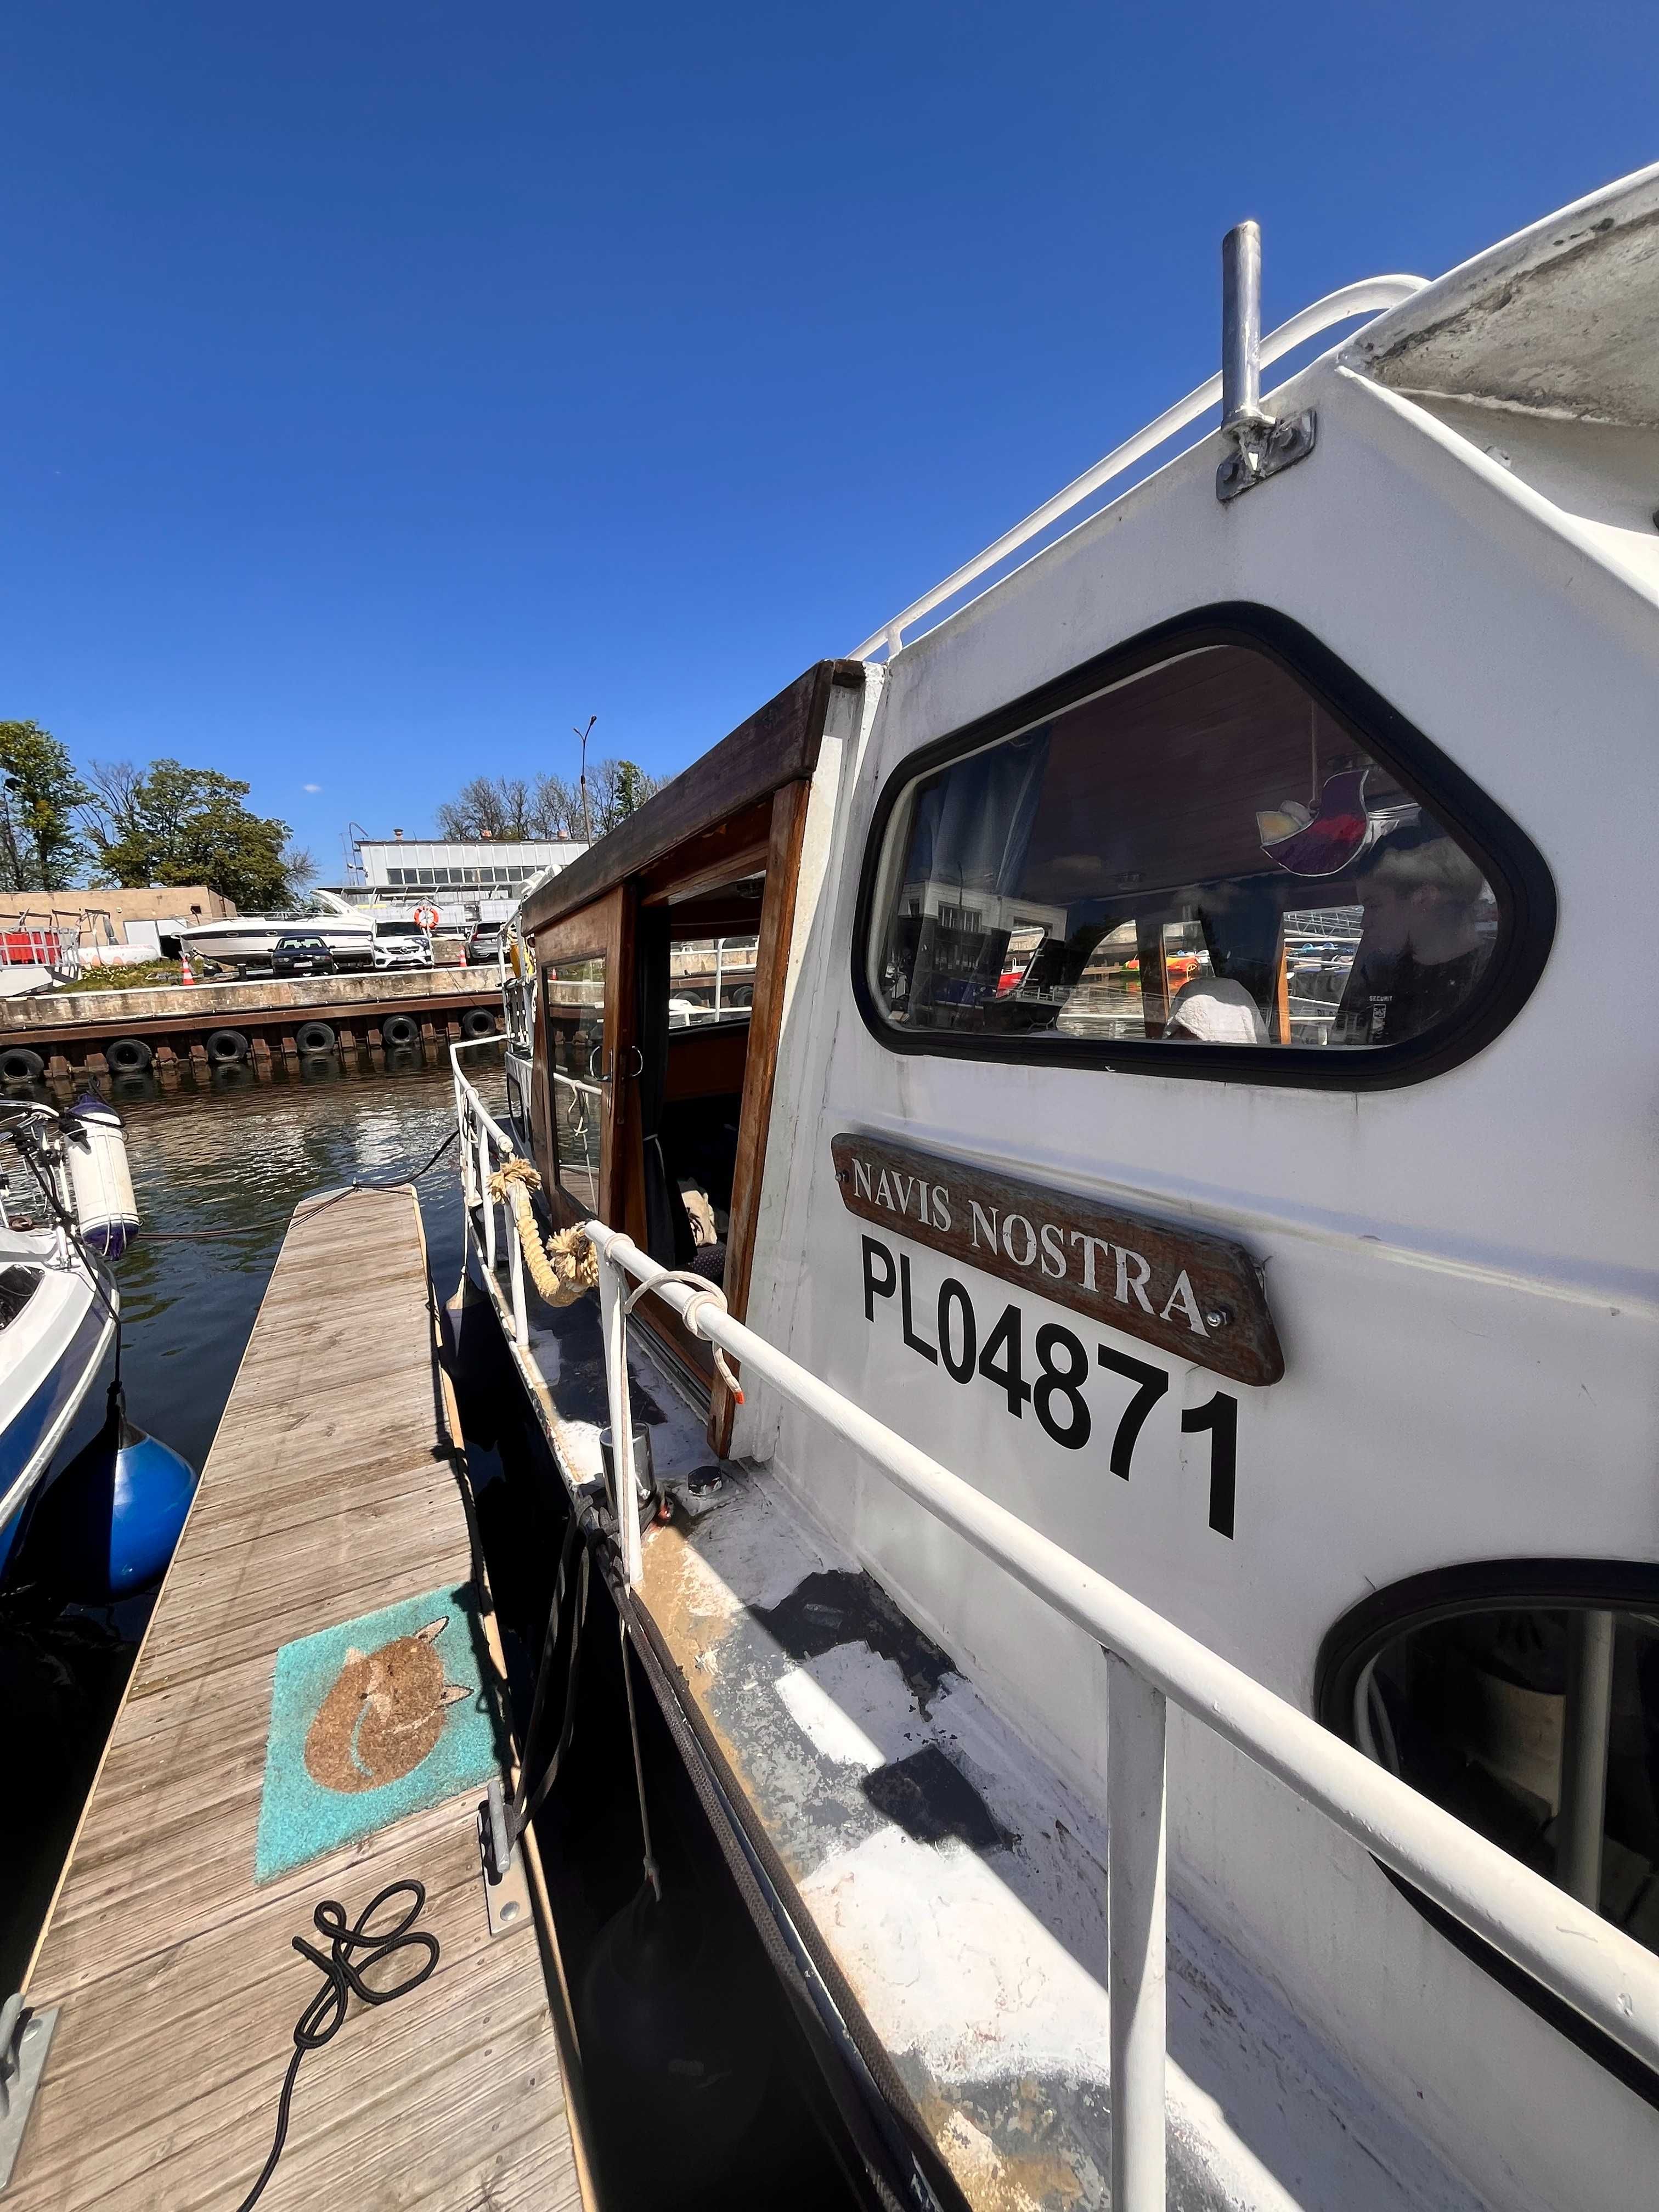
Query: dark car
271 933 337 978
467 924 505 966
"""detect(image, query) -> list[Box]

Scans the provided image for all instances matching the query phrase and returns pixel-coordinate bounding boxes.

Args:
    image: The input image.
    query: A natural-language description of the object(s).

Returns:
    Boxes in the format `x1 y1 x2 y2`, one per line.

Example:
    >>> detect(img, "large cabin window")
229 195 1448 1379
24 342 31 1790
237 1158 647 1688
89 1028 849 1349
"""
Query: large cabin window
862 628 1551 1081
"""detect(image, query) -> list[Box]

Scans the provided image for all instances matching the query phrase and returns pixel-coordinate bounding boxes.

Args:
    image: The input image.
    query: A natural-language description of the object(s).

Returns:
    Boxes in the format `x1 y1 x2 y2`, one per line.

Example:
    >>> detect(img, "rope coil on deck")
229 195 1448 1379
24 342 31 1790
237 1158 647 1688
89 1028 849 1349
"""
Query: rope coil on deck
485 1157 600 1307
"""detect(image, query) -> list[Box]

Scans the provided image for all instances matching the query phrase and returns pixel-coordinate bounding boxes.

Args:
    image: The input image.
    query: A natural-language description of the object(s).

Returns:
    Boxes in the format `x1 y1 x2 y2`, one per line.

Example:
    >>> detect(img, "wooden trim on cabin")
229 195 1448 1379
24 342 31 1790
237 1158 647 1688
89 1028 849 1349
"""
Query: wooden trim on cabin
518 660 864 936
529 888 636 1233
708 776 812 1457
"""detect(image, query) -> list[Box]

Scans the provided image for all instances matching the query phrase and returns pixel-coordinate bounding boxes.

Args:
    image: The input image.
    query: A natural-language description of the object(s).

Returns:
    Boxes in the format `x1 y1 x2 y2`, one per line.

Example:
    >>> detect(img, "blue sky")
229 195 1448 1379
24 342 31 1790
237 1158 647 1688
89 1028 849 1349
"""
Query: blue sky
3 4 1655 881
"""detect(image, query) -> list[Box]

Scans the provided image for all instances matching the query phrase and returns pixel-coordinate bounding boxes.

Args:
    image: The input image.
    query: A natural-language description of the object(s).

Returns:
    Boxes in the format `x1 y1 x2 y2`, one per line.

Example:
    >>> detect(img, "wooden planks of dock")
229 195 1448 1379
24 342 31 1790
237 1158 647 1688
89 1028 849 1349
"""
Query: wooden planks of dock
6 1186 585 2211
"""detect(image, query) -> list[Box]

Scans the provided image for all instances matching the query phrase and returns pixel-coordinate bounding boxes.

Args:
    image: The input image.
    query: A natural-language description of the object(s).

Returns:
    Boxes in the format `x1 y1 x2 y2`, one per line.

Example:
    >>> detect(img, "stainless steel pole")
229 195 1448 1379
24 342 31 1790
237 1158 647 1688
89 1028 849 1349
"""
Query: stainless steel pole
1559 1610 1616 1910
1221 221 1263 432
1108 1653 1167 2211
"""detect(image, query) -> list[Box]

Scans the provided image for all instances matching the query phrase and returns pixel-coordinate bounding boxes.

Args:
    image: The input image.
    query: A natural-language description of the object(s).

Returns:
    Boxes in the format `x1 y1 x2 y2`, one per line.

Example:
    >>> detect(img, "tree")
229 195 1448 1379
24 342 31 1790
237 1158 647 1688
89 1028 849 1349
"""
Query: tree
0 721 89 891
592 759 662 833
81 759 312 911
437 758 661 845
435 775 535 841
529 771 584 839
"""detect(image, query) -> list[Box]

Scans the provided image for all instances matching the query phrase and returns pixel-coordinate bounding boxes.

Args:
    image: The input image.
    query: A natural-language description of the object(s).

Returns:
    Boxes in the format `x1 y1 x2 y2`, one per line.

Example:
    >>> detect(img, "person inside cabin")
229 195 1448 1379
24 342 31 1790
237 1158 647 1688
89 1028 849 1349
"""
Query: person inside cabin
1325 818 1496 1048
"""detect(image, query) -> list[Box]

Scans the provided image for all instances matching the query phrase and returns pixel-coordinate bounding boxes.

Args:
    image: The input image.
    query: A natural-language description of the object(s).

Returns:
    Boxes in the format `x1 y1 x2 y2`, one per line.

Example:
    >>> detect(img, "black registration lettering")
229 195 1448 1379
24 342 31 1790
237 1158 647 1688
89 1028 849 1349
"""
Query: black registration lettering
862 1235 896 1321
1096 1345 1170 1480
1181 1391 1238 1539
899 1254 938 1364
937 1278 977 1383
860 1244 1239 1531
1032 1324 1091 1450
978 1304 1031 1418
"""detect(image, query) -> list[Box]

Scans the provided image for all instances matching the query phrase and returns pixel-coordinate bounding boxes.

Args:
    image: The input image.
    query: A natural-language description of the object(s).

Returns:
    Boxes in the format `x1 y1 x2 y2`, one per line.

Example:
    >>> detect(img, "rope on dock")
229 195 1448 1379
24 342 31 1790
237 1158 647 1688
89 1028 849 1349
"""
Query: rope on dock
486 1157 599 1307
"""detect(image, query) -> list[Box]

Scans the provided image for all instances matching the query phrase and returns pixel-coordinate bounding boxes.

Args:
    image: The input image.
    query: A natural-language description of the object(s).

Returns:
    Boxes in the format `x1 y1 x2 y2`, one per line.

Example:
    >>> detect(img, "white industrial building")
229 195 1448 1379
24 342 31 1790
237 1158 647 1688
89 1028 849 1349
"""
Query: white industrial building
318 836 587 926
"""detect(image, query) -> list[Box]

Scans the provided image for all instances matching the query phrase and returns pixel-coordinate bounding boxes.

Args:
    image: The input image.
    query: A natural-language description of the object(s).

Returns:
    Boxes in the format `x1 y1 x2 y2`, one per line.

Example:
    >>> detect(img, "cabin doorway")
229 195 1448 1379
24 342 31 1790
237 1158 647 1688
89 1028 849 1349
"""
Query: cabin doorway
527 781 811 1457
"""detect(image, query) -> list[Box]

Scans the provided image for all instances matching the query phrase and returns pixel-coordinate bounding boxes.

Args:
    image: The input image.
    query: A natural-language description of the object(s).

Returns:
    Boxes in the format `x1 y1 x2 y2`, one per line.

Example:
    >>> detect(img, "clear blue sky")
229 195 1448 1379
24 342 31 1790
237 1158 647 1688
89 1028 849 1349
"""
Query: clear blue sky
3 4 1654 881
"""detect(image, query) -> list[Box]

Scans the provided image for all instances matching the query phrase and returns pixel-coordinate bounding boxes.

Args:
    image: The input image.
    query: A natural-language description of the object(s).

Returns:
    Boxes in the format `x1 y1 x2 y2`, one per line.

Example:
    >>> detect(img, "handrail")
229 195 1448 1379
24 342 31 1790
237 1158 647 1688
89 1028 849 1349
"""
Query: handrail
573 1212 1657 2209
849 273 1426 661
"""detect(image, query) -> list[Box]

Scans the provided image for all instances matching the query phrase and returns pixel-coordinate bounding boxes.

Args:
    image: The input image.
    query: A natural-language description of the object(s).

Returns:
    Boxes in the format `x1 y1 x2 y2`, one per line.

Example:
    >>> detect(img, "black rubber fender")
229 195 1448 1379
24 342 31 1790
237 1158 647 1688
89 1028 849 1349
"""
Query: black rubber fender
461 1007 497 1039
205 1028 250 1065
106 1036 154 1075
295 1020 337 1055
0 1047 44 1082
381 1013 421 1050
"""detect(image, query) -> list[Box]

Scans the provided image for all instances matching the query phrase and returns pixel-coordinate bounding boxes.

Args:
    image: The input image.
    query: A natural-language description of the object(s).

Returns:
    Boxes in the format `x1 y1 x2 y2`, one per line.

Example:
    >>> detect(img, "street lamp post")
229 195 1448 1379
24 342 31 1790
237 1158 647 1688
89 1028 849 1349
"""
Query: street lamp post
573 716 596 845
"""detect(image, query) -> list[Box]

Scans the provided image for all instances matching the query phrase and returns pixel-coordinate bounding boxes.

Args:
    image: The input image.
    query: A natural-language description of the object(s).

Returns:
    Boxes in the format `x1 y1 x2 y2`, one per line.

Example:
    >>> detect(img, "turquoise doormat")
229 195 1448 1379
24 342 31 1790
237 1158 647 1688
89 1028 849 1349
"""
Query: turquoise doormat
255 1583 501 1884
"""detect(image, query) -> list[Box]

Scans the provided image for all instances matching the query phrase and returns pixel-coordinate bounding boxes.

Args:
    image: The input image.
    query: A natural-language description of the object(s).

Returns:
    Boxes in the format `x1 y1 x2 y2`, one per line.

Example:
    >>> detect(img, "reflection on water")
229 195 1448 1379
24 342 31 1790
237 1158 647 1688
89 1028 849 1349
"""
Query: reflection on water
0 1049 502 1991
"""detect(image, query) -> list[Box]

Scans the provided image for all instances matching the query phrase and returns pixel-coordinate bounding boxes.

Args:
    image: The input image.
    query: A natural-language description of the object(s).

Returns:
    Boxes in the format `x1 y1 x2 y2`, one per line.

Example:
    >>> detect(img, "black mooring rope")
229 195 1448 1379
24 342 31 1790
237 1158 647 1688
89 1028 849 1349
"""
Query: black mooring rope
234 1881 439 2211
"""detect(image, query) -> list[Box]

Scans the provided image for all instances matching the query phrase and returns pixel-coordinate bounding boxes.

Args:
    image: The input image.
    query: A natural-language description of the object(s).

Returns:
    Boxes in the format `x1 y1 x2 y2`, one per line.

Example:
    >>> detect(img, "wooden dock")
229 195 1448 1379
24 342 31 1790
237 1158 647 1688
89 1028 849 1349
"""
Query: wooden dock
6 1186 587 2210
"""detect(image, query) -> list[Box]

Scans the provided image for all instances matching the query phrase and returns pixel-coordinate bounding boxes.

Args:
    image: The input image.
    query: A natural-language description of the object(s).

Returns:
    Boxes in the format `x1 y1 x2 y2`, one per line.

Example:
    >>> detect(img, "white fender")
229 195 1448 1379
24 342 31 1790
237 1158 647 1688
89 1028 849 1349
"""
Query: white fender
64 1101 139 1259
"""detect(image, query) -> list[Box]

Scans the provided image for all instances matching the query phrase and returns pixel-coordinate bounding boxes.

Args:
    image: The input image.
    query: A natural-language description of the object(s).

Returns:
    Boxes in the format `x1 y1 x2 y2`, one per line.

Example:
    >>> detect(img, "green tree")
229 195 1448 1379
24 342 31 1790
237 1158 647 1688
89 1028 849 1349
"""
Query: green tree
595 759 661 832
0 720 89 891
82 759 314 912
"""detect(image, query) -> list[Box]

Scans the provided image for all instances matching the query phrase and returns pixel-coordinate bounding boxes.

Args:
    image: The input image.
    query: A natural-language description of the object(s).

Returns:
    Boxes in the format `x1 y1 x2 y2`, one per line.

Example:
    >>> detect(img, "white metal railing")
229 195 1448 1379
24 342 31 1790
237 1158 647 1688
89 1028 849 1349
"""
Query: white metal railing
850 273 1426 663
566 1212 1659 2212
453 1036 529 1347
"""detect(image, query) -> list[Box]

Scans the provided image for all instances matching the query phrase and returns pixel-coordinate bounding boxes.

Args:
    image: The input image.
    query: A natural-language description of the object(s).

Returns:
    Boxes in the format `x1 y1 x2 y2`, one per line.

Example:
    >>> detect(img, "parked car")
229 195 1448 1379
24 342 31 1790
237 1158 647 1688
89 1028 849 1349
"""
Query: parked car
270 934 337 979
372 922 434 971
467 924 505 965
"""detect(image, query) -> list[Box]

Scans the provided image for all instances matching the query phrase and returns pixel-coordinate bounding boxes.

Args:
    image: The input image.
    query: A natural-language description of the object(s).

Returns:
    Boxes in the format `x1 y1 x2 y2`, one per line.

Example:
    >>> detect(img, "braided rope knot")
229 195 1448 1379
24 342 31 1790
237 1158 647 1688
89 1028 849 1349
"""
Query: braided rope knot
623 1269 744 1404
484 1156 600 1308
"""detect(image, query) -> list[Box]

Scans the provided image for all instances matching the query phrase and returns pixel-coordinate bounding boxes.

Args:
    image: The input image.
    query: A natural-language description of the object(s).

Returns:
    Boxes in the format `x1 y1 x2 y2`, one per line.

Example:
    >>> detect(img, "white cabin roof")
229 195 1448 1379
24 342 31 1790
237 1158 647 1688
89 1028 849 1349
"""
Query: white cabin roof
1344 161 1659 428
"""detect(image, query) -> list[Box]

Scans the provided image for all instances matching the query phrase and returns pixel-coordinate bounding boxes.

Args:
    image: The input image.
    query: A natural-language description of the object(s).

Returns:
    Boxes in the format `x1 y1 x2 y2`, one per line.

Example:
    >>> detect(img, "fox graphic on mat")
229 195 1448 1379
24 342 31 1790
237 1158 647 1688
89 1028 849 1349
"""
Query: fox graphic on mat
302 1616 472 1793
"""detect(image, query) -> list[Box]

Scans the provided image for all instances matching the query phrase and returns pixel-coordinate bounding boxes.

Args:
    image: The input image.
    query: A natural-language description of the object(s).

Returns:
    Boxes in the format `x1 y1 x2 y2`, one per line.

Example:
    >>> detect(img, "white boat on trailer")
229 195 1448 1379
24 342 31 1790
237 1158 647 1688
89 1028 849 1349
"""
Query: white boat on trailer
455 165 1659 2211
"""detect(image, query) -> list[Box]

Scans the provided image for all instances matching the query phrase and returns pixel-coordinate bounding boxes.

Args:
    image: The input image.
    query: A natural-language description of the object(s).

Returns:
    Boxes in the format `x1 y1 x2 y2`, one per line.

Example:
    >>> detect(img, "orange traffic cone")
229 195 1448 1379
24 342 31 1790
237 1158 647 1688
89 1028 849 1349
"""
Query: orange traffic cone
179 947 196 986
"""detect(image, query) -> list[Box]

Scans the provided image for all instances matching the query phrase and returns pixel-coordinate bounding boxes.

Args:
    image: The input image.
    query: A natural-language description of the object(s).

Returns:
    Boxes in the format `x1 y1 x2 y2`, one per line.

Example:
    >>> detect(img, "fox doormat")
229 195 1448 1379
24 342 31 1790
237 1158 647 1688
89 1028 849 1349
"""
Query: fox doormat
255 1584 500 1883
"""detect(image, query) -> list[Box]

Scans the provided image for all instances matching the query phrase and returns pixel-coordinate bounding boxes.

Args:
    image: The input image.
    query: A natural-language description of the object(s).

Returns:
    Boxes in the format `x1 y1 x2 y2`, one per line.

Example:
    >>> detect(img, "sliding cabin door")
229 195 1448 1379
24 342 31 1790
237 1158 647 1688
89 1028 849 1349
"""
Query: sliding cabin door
527 886 639 1238
620 781 812 1455
524 781 812 1460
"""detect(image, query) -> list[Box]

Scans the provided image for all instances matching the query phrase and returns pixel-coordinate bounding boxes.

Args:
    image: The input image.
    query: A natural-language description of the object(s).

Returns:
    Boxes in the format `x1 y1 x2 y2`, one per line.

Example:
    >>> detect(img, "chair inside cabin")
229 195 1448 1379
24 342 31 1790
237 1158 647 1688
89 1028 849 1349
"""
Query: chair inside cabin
634 882 763 1302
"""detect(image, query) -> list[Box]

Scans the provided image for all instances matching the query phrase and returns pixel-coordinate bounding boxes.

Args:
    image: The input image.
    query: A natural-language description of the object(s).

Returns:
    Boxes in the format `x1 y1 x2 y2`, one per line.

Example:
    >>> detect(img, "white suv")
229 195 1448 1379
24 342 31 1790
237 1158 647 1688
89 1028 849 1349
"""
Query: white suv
373 922 434 970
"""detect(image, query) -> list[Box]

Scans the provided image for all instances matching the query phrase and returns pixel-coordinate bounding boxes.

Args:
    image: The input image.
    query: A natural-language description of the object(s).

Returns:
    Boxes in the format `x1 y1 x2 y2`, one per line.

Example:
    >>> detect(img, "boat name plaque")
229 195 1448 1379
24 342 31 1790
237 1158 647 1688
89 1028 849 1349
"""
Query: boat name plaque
830 1132 1283 1386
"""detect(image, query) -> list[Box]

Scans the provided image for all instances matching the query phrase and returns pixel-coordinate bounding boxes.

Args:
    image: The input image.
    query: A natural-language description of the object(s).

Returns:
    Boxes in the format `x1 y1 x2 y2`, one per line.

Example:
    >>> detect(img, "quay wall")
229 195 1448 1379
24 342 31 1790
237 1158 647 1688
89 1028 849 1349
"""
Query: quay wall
0 964 507 1077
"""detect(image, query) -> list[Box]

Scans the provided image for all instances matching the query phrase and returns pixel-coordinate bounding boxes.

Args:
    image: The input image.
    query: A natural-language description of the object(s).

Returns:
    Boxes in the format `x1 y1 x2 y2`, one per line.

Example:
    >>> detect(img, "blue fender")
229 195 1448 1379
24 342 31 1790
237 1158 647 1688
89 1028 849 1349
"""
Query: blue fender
14 1388 196 1602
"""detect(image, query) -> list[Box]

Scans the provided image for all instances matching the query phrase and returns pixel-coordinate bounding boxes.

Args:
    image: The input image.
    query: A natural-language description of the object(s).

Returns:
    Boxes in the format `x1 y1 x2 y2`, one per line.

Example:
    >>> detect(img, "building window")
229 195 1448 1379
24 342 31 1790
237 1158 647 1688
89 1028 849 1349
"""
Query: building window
856 613 1553 1087
1319 1563 1659 2097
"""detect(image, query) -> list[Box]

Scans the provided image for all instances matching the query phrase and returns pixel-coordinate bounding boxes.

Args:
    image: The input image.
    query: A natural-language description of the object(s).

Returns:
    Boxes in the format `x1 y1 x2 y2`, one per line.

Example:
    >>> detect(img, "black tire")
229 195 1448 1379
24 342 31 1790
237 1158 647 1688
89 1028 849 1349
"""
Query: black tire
381 1013 420 1049
106 1037 153 1075
461 1007 496 1039
295 1020 336 1055
0 1047 44 1082
205 1028 250 1065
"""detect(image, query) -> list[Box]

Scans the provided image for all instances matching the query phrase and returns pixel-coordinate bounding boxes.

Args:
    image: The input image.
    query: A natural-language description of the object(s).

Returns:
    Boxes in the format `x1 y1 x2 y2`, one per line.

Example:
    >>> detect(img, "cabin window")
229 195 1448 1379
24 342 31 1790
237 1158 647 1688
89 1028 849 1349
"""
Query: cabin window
668 936 758 1028
543 956 606 1214
1320 1567 1659 2095
865 638 1533 1075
